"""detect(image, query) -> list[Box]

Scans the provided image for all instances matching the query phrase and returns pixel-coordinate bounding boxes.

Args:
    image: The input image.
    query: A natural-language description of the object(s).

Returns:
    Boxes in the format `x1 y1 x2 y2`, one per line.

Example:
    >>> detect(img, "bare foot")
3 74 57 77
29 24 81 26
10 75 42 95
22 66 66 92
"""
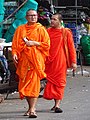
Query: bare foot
0 96 4 103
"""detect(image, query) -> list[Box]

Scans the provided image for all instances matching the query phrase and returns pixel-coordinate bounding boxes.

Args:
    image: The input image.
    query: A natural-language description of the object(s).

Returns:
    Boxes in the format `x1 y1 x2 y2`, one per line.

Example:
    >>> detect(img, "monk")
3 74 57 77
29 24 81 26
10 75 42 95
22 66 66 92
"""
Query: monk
12 9 50 118
43 13 77 113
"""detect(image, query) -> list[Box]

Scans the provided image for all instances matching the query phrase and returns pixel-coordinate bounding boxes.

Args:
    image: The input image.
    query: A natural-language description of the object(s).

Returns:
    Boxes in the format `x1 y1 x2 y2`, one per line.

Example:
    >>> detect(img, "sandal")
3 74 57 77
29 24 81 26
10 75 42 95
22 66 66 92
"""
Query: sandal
55 107 63 113
23 111 30 116
51 106 55 111
29 112 37 118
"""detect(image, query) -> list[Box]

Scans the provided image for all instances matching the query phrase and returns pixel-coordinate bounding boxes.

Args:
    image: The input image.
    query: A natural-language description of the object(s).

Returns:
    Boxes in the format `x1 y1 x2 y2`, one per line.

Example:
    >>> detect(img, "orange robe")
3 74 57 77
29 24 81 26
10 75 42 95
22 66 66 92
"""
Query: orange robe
43 27 76 100
12 23 50 99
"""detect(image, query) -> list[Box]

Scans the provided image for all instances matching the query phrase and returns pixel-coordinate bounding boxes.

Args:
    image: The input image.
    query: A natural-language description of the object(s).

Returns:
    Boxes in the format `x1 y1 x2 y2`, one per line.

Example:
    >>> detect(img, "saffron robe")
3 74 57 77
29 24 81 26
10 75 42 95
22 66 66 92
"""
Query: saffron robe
12 23 50 99
43 27 76 100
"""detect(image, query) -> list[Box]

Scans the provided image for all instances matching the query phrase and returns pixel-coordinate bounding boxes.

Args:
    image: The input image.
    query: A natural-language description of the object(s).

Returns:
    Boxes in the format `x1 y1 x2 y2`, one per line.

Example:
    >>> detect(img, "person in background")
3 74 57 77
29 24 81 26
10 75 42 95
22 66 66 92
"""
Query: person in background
12 9 50 118
0 45 10 83
43 13 77 113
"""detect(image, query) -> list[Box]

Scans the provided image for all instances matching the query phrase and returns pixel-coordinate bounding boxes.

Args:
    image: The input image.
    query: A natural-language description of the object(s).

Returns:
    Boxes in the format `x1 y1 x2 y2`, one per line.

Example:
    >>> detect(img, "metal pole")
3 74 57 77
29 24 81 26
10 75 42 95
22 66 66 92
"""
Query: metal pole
75 0 78 48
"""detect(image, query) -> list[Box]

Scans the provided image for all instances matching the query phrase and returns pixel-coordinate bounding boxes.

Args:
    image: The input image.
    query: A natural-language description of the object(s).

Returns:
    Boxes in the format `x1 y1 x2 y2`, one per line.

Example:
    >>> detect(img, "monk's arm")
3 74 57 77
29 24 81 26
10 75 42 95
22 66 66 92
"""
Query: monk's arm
25 27 50 56
67 29 77 69
12 26 25 58
36 27 50 56
25 40 40 46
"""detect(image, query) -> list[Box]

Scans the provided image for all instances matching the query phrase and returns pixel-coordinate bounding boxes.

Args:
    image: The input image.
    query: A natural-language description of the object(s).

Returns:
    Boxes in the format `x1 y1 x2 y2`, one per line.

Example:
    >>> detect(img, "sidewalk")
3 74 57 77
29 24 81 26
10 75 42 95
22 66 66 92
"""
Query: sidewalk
0 66 90 120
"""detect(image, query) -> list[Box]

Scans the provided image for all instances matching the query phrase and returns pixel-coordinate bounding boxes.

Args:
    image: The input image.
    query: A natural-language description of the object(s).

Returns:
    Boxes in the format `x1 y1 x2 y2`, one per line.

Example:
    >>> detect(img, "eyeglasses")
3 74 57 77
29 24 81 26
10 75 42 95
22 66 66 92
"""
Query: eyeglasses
26 14 37 17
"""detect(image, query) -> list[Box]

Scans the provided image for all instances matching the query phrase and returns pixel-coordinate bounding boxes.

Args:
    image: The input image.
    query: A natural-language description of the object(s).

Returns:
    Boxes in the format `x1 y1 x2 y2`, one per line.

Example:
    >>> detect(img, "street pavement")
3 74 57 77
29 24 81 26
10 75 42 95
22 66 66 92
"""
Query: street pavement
0 66 90 120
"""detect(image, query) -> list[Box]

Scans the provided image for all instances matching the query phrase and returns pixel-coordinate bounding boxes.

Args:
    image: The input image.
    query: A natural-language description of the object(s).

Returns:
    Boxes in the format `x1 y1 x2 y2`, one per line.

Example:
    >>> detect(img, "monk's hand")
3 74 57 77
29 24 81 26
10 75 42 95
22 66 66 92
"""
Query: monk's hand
71 63 77 71
25 40 40 46
13 54 18 63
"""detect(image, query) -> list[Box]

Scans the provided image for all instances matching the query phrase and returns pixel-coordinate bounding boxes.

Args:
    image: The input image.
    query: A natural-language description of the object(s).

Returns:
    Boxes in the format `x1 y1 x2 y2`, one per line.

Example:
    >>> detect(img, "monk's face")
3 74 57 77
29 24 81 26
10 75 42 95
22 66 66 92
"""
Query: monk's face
26 10 38 25
50 15 61 28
